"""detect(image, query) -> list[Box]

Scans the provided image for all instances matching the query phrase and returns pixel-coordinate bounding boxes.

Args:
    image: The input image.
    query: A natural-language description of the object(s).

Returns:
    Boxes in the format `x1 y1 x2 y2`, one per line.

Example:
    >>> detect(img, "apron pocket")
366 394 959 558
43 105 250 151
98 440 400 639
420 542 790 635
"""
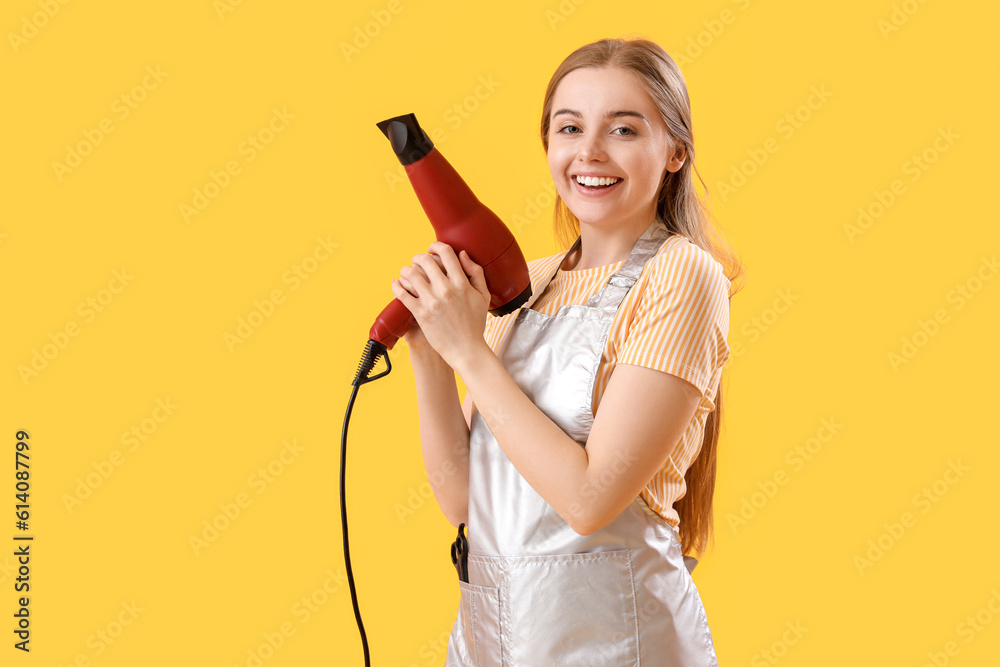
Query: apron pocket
502 549 639 666
458 580 503 667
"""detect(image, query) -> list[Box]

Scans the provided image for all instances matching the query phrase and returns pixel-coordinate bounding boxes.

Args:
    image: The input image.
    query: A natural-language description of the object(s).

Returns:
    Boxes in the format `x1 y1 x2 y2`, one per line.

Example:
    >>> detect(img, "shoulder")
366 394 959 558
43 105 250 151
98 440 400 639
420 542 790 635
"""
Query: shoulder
527 249 566 276
640 235 731 297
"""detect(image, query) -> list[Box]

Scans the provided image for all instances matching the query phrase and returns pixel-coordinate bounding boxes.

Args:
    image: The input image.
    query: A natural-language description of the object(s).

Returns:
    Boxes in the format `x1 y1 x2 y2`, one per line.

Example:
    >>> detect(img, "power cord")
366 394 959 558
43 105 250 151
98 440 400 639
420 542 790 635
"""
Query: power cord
343 339 392 666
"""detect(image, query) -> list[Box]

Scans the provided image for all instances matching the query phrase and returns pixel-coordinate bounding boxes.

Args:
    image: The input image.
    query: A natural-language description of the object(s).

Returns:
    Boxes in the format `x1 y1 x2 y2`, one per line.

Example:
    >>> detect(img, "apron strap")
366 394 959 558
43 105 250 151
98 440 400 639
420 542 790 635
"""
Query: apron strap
583 221 673 313
515 220 672 316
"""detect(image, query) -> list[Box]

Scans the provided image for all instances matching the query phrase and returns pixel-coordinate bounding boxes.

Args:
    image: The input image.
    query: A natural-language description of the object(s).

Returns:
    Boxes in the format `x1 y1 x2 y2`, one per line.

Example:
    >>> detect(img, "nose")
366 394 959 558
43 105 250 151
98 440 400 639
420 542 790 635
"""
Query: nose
577 131 608 162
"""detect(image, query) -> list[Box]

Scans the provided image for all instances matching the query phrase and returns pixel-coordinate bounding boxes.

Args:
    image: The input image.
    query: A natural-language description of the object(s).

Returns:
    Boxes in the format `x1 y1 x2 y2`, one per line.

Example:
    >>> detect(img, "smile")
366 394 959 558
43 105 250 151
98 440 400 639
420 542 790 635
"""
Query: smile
574 175 621 188
572 174 623 196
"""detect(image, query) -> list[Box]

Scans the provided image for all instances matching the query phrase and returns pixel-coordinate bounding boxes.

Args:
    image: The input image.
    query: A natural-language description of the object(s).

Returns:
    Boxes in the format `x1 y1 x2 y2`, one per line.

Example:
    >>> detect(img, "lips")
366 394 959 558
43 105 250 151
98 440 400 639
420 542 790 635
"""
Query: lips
571 174 623 196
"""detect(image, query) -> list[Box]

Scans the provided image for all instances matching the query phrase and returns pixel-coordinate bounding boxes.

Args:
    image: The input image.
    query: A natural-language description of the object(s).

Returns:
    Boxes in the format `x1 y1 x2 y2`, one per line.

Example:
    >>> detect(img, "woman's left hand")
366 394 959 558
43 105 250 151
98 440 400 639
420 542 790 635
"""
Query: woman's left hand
390 241 492 372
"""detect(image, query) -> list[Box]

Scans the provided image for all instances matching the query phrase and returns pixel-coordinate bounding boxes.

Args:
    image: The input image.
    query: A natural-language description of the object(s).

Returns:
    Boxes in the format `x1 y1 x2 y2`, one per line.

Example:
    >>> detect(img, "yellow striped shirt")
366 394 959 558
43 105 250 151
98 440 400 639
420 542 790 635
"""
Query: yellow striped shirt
483 233 731 531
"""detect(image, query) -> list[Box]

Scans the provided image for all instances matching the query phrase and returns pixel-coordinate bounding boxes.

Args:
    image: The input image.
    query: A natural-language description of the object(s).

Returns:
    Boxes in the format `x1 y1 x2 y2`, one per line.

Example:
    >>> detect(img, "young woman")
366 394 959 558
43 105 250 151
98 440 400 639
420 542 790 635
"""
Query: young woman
390 36 744 666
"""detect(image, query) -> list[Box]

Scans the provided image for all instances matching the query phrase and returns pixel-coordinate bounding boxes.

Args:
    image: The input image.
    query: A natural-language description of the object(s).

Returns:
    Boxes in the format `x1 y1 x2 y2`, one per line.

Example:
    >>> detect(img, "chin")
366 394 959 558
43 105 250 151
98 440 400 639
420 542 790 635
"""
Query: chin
567 206 623 226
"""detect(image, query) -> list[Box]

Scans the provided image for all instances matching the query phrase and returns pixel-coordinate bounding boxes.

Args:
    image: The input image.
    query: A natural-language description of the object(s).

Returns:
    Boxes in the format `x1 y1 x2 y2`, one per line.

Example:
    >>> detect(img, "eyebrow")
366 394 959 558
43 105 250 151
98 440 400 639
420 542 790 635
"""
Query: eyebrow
552 108 649 125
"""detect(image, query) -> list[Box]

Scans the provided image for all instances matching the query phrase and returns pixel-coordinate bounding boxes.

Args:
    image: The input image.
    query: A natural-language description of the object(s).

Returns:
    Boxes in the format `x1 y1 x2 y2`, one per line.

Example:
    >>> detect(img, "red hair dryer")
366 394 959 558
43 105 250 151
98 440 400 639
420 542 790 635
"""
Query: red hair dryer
366 113 532 353
345 114 532 666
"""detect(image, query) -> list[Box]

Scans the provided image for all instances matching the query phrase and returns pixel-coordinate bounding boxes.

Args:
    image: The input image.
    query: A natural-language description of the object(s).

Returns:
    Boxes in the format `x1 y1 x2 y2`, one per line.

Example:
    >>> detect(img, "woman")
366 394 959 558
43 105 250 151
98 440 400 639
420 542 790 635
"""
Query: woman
390 36 745 666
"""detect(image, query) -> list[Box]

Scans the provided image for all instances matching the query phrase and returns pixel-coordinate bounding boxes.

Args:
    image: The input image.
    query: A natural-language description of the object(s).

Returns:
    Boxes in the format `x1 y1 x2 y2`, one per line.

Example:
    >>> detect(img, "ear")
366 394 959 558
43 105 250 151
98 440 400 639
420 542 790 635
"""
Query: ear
666 144 686 173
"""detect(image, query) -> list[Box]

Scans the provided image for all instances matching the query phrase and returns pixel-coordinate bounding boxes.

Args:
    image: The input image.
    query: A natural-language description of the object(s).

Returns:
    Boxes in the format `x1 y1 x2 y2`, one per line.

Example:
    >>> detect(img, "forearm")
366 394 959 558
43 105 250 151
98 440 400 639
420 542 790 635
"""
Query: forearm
455 343 593 534
409 345 471 527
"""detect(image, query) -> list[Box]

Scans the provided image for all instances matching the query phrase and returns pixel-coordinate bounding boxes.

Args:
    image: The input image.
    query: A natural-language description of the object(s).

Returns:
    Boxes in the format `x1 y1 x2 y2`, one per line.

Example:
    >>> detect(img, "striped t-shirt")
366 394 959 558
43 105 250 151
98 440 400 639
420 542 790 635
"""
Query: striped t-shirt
482 232 731 531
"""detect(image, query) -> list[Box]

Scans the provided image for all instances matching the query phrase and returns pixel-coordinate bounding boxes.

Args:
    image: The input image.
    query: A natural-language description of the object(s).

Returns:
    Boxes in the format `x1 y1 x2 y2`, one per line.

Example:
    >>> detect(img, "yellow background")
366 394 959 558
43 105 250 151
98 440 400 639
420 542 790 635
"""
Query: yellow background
2 0 998 665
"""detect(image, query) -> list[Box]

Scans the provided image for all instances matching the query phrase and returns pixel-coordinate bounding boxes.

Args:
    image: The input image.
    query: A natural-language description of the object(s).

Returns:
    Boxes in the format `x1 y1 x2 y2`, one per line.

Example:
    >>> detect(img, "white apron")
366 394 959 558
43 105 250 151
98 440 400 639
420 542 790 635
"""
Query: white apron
444 220 720 666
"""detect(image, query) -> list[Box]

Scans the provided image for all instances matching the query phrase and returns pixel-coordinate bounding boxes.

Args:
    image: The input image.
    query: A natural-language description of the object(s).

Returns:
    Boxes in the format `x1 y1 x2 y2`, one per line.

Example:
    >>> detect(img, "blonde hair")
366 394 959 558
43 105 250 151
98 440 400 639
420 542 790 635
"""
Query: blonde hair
540 37 747 557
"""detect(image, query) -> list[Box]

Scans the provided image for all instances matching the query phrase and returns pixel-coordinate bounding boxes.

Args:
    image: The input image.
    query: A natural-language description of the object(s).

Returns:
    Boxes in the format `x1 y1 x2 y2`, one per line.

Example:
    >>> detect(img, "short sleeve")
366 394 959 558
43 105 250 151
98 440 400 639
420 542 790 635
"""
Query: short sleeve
617 245 731 398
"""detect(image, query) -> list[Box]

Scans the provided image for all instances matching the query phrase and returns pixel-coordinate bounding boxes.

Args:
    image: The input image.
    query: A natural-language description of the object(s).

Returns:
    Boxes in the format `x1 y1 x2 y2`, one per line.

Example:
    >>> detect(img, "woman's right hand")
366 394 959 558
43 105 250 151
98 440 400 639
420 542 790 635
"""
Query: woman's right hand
396 262 445 362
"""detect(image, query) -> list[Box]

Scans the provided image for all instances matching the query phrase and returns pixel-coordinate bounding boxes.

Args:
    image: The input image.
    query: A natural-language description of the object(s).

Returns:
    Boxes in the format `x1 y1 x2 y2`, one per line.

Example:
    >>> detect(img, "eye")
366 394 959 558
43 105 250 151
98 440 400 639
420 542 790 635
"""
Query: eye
612 126 636 136
557 124 581 134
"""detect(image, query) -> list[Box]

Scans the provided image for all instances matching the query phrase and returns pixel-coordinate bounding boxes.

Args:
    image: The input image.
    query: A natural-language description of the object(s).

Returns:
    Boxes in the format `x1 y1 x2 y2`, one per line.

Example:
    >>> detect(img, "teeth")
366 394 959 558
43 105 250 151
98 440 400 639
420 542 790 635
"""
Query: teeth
575 175 620 187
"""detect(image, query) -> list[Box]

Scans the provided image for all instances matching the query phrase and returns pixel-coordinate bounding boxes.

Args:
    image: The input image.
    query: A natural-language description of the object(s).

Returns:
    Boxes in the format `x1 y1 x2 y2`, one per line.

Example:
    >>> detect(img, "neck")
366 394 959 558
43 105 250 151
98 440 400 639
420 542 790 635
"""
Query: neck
563 218 659 271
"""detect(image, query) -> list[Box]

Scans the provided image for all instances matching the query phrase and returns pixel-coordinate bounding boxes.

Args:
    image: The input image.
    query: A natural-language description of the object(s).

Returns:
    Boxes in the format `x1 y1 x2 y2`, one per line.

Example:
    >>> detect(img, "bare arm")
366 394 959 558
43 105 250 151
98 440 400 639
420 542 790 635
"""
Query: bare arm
408 342 471 528
454 342 701 536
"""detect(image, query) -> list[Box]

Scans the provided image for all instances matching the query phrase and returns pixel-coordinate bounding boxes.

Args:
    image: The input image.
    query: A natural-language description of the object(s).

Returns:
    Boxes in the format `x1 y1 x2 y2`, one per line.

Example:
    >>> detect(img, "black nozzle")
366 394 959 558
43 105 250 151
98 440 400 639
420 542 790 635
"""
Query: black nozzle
376 113 434 166
352 339 391 386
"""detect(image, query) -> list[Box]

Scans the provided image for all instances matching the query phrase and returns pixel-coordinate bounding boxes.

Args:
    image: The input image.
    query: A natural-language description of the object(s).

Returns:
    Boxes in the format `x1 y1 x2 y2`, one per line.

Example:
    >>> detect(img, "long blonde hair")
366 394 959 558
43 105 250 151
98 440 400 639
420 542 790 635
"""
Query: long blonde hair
539 37 747 557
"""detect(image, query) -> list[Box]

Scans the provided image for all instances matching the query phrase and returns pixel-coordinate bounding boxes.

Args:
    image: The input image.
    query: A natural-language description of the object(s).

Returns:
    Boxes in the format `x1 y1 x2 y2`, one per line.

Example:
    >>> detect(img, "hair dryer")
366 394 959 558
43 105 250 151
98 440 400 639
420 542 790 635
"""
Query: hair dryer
342 114 534 666
367 113 533 351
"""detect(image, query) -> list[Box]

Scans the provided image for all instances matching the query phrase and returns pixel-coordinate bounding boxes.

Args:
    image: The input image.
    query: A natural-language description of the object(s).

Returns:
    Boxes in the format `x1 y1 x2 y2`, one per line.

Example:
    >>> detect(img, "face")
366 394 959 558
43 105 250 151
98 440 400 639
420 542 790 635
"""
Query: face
546 66 684 233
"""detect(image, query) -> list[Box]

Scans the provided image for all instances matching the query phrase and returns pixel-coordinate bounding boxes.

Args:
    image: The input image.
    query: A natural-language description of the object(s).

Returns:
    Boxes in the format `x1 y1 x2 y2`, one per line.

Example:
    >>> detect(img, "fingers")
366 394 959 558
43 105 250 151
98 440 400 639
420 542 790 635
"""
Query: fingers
395 274 417 295
413 253 447 289
390 278 415 307
427 241 466 283
393 258 431 300
398 243 485 299
459 250 491 304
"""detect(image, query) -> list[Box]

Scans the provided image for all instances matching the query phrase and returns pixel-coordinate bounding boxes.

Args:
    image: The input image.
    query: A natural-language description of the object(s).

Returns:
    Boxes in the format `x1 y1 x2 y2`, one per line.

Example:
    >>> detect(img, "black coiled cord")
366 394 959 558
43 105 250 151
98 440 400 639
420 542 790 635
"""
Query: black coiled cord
343 339 391 666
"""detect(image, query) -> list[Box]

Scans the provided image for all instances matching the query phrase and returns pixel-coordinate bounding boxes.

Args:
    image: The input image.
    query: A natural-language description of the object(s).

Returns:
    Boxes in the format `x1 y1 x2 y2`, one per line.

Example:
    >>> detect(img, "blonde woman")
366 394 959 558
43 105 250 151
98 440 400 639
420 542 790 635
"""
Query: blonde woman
391 36 745 666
